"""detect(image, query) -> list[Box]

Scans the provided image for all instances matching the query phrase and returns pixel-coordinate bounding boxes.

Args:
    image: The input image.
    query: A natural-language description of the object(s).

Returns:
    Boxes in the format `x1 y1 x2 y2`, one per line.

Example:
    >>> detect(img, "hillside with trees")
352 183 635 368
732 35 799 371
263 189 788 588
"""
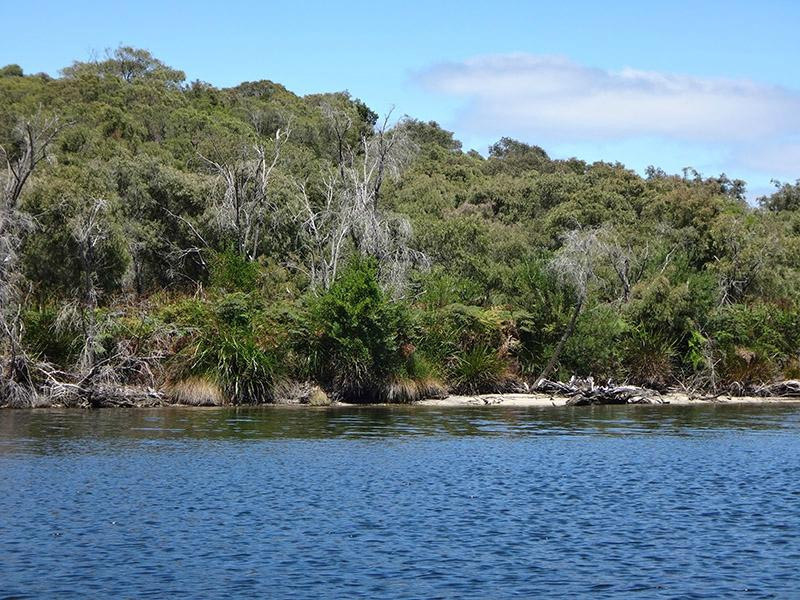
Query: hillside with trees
2 47 800 407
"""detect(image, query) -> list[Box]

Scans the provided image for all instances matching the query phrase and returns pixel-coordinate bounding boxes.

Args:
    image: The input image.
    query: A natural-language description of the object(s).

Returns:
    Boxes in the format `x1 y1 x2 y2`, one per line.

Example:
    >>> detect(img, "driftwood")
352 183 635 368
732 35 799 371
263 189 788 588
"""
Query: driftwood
752 380 800 397
45 381 168 409
83 384 167 408
535 376 666 406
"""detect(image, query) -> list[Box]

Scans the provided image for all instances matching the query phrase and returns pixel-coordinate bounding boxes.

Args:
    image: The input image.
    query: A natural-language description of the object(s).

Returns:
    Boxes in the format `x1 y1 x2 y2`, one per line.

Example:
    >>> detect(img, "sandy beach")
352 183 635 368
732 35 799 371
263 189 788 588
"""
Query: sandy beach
416 393 800 408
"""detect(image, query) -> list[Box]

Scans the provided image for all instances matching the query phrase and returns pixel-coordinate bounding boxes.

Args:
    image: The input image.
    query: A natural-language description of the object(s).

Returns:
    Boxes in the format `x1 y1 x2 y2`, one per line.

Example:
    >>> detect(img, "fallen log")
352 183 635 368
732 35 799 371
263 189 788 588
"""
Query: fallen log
752 380 800 397
84 384 167 408
536 378 665 405
45 382 168 408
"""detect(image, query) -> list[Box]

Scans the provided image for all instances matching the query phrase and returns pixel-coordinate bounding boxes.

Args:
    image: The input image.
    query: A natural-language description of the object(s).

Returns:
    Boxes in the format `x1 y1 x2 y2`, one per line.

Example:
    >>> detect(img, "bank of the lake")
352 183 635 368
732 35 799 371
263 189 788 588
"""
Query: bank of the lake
418 392 800 408
5 387 800 409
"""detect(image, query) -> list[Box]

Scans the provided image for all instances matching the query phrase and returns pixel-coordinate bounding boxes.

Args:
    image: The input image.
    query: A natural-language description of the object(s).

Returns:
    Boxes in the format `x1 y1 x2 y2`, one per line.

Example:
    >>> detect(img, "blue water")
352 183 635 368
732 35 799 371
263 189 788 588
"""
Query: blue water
2 404 800 598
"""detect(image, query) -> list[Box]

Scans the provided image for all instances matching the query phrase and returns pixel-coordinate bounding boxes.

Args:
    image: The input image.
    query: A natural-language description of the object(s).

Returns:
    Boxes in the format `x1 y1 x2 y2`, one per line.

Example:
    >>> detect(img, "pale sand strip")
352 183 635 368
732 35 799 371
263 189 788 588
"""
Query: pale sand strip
415 393 800 408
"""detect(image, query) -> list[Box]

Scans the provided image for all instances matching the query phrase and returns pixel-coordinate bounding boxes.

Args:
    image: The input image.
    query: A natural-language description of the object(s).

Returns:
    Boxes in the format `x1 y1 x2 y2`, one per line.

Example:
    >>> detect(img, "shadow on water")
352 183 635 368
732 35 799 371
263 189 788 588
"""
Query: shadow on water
2 403 799 455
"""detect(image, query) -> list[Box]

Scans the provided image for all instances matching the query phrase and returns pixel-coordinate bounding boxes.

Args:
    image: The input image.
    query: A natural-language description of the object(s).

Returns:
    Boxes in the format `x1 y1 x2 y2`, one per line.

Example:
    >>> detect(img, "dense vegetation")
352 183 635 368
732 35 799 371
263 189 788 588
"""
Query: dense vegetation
2 48 800 406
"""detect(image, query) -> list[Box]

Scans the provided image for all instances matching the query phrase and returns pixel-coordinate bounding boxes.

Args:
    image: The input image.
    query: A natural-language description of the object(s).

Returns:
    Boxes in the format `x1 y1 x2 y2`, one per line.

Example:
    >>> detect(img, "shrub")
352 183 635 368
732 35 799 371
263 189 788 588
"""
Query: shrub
707 303 794 385
23 305 80 366
561 305 629 379
448 344 507 394
164 292 281 404
623 328 676 390
209 248 260 291
183 331 278 404
413 267 482 309
303 257 409 402
385 351 448 403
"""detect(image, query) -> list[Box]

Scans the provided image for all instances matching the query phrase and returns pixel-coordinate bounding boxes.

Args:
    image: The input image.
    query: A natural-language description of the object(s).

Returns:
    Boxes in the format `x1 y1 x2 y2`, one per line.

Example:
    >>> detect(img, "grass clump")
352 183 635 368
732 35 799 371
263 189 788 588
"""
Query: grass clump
166 376 224 406
449 344 507 394
165 292 281 404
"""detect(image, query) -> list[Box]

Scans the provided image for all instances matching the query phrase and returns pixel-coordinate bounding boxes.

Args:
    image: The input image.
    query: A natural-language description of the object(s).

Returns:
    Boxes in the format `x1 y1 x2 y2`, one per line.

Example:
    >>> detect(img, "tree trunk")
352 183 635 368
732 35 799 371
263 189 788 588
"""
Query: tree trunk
535 295 584 387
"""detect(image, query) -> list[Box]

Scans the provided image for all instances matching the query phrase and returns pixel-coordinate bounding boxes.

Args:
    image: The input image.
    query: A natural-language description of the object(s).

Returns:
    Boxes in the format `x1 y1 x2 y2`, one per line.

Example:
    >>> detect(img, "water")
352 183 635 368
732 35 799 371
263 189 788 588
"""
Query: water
2 404 800 599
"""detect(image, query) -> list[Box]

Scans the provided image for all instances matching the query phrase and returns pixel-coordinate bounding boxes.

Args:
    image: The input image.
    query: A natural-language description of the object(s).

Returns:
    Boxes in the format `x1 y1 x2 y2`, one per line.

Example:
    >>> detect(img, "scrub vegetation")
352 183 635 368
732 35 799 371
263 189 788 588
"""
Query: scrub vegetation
2 47 800 406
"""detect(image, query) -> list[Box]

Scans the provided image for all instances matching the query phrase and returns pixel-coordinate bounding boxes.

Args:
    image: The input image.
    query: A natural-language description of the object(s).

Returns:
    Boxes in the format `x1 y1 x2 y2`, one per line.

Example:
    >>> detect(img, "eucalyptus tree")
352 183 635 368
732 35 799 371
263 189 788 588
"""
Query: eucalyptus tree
199 123 291 261
0 113 61 390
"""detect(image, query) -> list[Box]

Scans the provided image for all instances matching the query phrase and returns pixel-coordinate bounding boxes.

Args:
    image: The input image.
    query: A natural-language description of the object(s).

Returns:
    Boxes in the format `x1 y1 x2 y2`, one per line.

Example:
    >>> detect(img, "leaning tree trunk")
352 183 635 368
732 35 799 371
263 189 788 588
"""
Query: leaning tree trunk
535 295 584 387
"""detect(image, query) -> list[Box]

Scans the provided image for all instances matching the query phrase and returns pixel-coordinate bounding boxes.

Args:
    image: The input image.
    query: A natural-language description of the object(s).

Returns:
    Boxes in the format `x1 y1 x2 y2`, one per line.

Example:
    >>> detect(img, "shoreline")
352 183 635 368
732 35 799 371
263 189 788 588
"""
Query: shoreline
413 392 800 408
5 391 800 410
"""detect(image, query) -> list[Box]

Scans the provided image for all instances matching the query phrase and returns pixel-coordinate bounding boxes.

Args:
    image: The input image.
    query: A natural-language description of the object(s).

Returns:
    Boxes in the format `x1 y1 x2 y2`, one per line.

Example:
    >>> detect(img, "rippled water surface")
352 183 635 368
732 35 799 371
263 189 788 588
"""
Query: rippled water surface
2 404 800 598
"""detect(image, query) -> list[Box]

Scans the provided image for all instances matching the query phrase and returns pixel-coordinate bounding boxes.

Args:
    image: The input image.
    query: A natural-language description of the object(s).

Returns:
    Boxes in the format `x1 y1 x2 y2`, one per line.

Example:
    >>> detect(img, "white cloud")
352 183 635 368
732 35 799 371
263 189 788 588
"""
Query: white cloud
735 140 800 179
417 54 800 144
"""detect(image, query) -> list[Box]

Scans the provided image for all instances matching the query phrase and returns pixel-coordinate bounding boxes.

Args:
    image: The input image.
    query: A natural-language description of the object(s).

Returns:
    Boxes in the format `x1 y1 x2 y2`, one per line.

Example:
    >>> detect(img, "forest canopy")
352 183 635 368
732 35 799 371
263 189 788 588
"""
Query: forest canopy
2 47 799 406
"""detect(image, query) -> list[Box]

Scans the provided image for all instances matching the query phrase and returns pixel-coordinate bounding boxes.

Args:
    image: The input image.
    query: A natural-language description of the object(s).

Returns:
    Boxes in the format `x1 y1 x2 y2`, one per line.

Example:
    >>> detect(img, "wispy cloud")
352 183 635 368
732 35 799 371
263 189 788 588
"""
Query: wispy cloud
417 54 800 158
735 140 800 179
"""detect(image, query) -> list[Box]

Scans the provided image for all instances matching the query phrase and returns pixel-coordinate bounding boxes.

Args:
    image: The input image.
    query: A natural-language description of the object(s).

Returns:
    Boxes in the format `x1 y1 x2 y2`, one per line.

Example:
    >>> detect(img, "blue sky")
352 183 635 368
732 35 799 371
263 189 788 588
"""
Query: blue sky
3 0 799 197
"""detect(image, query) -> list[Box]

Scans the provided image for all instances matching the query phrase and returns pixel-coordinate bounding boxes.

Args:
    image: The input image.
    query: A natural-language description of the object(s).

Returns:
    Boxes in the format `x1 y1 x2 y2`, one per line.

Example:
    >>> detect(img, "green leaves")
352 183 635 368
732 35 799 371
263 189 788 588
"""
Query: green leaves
304 257 409 402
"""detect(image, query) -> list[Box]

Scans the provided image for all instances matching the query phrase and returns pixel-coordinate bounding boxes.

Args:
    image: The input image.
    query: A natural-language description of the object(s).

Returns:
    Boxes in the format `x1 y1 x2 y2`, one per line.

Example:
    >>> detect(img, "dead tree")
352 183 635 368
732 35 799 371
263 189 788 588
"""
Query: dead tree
68 198 109 372
294 114 424 295
596 225 649 303
321 102 352 179
366 110 416 207
535 228 605 386
293 172 352 290
0 114 61 388
200 124 291 260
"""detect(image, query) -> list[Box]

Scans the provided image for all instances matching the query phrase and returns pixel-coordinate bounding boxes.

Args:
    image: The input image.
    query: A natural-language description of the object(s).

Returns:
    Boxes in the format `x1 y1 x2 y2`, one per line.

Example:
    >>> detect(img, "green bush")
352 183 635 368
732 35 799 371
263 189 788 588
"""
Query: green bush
186 332 278 404
22 305 80 366
412 302 519 393
623 328 677 389
303 257 409 402
448 344 506 394
561 305 629 379
209 248 261 292
164 292 280 403
706 303 798 385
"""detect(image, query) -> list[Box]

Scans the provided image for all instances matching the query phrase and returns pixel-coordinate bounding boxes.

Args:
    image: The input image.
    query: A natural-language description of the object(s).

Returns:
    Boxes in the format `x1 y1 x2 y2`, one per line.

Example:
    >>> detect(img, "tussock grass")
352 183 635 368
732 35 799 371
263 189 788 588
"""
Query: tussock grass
449 344 508 394
166 376 225 406
384 376 448 403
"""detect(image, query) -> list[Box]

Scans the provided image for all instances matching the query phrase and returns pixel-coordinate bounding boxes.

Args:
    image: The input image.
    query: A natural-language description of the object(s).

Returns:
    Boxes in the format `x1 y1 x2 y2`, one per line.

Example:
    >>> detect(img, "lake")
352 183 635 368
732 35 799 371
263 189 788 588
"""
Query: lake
2 404 800 598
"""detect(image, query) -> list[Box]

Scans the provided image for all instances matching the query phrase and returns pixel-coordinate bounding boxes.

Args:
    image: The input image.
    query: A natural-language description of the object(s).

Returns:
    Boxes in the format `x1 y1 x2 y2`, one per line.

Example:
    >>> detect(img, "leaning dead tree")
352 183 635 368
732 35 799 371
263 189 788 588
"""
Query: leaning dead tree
535 228 605 387
199 123 291 261
0 114 61 400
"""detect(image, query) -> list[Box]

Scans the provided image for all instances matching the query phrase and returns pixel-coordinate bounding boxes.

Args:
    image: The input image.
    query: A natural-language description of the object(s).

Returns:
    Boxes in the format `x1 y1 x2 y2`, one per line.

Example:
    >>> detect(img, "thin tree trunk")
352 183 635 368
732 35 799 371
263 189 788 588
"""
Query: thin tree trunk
535 295 584 387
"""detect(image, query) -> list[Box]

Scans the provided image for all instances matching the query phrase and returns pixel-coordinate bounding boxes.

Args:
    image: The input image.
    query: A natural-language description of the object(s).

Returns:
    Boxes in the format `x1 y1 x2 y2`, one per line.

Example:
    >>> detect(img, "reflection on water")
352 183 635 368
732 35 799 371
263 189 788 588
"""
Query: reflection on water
3 403 800 453
2 404 800 598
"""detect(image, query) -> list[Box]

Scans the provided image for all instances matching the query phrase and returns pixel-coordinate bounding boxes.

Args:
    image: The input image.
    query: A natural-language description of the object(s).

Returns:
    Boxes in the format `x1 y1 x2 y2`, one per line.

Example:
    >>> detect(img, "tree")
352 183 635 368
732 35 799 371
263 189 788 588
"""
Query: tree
293 170 352 290
0 114 61 372
69 198 109 371
200 124 291 260
62 47 185 88
759 179 800 212
487 137 552 174
535 228 606 386
0 64 23 78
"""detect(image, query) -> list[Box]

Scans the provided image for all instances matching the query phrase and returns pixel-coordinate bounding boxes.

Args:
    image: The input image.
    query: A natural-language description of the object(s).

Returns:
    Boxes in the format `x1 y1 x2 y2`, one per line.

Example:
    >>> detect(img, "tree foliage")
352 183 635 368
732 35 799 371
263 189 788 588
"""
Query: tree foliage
2 47 800 405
